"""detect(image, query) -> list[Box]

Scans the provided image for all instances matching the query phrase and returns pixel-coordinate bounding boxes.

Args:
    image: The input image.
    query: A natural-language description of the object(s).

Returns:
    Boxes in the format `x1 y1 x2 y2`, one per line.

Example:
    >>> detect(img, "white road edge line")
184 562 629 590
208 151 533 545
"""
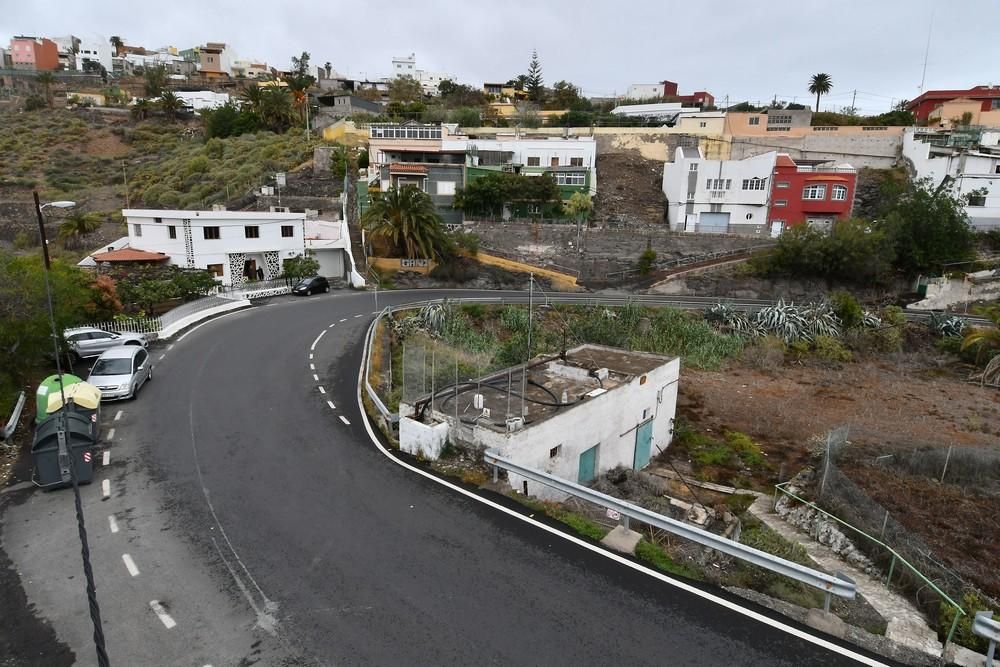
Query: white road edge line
107 427 115 440
339 318 347 322
313 374 319 381
102 450 110 466
176 306 252 342
326 400 336 410
122 553 140 577
354 319 888 667
108 515 119 534
101 479 110 500
339 415 350 425
114 410 123 421
318 386 326 394
310 329 326 351
149 600 177 629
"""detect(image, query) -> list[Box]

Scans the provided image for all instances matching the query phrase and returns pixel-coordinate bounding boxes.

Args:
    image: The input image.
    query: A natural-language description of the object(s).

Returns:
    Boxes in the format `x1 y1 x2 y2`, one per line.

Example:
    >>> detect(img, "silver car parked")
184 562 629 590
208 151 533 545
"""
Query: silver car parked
65 326 148 361
87 346 153 401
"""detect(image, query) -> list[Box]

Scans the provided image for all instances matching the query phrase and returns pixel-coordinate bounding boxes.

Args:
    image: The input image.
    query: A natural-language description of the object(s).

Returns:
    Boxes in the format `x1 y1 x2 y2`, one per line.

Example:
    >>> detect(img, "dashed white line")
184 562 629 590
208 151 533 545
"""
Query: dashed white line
158 353 166 361
102 479 111 500
167 344 174 351
309 363 315 370
339 318 347 322
149 600 177 629
328 323 336 329
107 427 115 440
339 415 351 425
318 386 326 394
114 410 123 421
310 329 326 351
353 314 363 318
122 553 140 577
309 353 313 360
102 450 110 466
326 400 336 410
108 515 119 534
313 374 319 381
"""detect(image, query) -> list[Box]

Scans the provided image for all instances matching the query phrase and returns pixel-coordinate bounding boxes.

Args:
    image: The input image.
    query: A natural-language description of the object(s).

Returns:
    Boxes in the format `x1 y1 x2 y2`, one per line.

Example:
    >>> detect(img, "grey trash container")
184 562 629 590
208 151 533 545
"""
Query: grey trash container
32 411 96 489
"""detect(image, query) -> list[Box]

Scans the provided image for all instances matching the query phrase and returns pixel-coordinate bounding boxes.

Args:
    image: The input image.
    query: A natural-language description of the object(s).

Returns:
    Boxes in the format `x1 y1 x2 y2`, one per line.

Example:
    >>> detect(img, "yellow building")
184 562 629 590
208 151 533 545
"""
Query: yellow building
927 98 1000 129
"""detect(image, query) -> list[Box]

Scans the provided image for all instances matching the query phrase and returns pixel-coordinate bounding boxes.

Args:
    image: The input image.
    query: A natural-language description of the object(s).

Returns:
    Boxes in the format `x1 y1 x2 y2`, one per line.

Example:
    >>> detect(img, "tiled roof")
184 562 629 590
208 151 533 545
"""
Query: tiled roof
775 155 797 168
90 248 169 263
389 163 429 174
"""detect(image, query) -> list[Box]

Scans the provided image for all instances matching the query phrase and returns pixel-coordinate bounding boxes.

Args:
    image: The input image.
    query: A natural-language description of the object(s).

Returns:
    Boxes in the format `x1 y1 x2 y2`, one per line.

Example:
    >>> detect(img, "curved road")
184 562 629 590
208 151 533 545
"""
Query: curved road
131 289 892 666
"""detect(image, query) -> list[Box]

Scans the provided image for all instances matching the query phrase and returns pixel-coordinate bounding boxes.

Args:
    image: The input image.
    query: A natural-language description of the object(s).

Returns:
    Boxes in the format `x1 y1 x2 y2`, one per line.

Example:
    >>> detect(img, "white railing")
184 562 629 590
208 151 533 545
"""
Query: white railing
82 317 163 334
795 165 857 173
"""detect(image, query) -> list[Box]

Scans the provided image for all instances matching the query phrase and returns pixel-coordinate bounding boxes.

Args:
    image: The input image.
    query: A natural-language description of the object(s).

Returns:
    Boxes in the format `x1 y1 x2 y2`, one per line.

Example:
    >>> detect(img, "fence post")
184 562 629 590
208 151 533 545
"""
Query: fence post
879 510 889 540
886 554 896 587
940 445 953 484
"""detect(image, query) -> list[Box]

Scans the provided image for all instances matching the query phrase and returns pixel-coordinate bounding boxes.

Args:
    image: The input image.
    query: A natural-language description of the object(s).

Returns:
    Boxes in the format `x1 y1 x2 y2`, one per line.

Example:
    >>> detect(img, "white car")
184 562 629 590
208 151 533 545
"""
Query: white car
87 346 153 401
65 326 148 361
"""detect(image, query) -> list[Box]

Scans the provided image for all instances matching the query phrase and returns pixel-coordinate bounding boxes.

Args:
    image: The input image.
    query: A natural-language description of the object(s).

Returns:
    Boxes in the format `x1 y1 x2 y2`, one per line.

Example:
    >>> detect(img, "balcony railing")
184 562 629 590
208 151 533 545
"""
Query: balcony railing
795 165 856 174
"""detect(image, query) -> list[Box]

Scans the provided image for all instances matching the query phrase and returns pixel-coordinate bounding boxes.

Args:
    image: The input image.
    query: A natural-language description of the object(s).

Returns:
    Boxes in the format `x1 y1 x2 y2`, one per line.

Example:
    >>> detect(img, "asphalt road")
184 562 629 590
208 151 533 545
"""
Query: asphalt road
124 289 894 666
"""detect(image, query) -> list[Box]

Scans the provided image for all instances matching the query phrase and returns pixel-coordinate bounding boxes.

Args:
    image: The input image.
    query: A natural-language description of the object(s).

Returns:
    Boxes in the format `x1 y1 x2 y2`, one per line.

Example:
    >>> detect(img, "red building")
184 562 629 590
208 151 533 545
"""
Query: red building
906 86 1000 123
768 155 856 233
8 36 59 71
661 80 715 108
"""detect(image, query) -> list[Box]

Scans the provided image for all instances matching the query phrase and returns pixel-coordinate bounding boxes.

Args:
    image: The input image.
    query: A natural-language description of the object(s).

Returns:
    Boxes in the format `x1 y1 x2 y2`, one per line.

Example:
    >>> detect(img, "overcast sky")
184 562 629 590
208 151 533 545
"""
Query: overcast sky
5 0 1000 114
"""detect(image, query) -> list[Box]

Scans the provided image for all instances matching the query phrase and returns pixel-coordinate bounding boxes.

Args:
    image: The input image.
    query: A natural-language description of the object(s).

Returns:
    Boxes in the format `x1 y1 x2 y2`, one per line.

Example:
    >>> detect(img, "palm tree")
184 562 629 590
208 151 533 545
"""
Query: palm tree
158 90 183 121
57 212 104 249
362 186 449 260
261 86 295 131
808 73 833 112
131 98 152 120
240 84 265 121
110 35 124 57
36 72 55 107
324 62 332 79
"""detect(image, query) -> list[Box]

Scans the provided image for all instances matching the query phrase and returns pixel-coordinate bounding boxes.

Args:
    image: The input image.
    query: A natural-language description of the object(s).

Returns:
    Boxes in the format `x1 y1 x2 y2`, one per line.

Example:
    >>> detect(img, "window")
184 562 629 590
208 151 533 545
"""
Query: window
742 177 767 191
967 193 987 206
526 156 540 166
203 226 220 239
689 163 699 172
549 445 561 459
570 157 584 167
527 204 541 215
803 184 827 200
686 191 696 200
831 185 848 201
995 165 1000 174
244 225 259 238
281 225 294 238
699 121 707 128
550 157 559 167
554 173 586 186
706 178 731 190
132 224 142 237
748 116 760 125
154 217 162 223
436 181 456 195
168 225 176 239
776 181 790 188
766 126 791 132
769 114 793 124
774 199 788 207
134 349 148 371
206 263 224 277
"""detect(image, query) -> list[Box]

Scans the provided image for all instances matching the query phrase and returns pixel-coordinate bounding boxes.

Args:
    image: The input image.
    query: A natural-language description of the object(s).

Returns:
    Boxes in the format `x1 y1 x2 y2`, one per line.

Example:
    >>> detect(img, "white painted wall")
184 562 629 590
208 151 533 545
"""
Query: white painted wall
400 415 450 459
470 356 680 501
627 84 665 100
75 37 112 71
663 147 776 231
174 90 230 110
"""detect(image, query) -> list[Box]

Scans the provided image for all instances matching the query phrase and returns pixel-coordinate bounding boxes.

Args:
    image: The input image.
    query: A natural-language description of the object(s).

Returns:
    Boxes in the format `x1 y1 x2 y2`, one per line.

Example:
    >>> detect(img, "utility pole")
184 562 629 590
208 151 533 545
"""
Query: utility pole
121 160 130 209
851 89 857 113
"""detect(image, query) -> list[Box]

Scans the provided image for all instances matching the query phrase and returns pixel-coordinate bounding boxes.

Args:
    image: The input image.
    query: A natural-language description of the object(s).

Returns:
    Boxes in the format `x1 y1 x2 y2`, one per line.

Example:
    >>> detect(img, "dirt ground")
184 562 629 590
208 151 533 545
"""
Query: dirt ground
593 153 666 223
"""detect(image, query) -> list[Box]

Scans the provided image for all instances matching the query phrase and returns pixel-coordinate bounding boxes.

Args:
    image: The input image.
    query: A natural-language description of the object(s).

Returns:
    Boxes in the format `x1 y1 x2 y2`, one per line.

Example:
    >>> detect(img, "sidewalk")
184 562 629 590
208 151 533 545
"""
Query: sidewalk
747 493 944 658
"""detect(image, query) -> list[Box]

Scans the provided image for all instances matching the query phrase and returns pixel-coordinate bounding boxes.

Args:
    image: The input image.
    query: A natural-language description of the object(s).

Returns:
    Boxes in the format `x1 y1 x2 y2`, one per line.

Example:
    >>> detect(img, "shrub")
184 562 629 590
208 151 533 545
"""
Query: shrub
24 95 47 111
637 246 657 275
724 431 766 467
812 335 853 363
742 335 786 369
829 290 863 329
13 231 34 250
939 590 993 652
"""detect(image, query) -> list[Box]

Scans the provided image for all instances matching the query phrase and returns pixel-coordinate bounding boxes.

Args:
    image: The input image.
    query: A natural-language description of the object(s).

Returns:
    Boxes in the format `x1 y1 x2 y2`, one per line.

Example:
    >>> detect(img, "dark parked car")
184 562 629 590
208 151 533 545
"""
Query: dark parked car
292 276 330 296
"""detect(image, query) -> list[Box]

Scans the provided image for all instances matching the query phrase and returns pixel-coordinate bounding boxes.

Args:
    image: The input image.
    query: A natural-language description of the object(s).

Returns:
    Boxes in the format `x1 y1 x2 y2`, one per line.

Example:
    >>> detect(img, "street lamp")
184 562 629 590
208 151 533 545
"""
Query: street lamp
33 192 110 666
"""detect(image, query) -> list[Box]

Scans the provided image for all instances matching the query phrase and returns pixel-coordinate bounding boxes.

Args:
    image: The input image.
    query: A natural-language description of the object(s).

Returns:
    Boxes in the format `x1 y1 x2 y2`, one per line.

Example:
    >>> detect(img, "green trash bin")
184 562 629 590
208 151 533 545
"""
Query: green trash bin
35 374 83 424
32 411 96 489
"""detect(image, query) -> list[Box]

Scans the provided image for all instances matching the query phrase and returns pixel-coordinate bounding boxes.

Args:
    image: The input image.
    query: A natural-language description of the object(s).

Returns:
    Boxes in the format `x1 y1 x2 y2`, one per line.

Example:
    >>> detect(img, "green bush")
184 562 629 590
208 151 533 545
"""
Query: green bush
939 590 993 652
637 247 657 275
724 431 766 467
812 335 853 363
829 290 863 329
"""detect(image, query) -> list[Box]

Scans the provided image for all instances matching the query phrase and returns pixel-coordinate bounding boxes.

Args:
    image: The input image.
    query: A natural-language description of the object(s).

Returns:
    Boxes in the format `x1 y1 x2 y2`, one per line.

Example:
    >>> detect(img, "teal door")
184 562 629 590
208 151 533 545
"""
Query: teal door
578 444 598 483
634 420 653 470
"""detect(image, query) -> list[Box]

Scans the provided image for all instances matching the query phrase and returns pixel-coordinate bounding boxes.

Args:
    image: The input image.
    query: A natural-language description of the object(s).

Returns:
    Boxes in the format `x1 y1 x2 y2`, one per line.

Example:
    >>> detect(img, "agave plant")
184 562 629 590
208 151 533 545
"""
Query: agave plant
707 303 763 338
802 301 842 339
861 310 883 328
752 300 813 343
419 300 453 335
929 312 966 337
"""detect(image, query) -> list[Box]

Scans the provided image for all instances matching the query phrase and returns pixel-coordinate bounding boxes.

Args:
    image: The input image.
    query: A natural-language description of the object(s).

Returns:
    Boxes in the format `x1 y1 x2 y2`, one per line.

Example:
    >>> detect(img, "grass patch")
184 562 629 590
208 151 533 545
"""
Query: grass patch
635 539 704 580
725 517 825 609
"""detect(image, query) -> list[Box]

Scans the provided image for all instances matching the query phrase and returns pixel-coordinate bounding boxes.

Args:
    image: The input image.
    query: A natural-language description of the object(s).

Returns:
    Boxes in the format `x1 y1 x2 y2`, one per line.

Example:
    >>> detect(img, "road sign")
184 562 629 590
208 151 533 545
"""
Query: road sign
276 172 286 187
83 451 91 463
606 508 621 521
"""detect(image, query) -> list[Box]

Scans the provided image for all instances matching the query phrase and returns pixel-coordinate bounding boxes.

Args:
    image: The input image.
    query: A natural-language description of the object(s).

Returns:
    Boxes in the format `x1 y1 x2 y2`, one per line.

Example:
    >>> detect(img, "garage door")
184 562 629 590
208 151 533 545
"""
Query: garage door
697 212 730 234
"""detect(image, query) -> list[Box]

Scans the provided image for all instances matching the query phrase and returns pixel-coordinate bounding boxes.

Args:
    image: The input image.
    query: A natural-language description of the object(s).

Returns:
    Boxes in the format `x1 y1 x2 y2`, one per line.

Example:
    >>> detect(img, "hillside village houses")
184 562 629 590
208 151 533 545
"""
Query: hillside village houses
391 52 454 96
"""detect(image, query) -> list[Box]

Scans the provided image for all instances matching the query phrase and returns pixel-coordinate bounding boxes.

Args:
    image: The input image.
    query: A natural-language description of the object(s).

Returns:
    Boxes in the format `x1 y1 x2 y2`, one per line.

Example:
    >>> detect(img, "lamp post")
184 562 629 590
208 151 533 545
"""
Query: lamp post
34 193 110 667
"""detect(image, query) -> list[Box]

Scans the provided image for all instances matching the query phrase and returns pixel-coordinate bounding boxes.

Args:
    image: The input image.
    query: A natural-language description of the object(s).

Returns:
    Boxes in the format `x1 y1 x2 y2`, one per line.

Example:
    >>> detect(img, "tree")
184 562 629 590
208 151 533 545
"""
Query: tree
563 192 593 220
240 84 264 119
131 98 153 120
526 50 544 102
110 35 124 56
324 61 332 78
882 179 976 273
57 212 103 248
362 186 450 260
549 80 583 110
284 52 316 125
808 73 833 112
144 64 168 97
158 90 184 121
282 253 321 280
388 75 423 105
515 101 541 128
35 72 56 108
454 172 561 219
450 107 481 127
261 86 295 132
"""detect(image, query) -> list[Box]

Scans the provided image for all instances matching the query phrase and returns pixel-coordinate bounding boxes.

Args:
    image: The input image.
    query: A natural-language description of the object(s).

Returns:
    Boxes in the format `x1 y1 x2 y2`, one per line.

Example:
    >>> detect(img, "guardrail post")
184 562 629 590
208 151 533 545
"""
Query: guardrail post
886 554 896 587
824 591 832 613
492 465 498 484
623 515 630 531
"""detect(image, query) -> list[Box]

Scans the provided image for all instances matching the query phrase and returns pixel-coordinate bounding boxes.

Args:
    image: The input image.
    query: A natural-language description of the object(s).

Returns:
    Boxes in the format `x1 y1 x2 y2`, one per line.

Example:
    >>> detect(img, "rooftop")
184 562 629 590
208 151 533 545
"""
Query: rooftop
388 163 429 174
416 344 675 434
90 248 169 263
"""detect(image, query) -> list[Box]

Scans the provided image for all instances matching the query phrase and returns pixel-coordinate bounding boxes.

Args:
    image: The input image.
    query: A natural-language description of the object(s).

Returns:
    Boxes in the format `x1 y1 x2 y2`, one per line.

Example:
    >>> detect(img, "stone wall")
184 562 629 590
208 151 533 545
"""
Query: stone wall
729 134 902 169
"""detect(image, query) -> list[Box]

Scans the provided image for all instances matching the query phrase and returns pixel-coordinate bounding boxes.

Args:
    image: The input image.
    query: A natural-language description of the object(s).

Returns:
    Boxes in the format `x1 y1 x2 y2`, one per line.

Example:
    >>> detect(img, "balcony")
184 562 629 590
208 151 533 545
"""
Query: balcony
795 165 856 174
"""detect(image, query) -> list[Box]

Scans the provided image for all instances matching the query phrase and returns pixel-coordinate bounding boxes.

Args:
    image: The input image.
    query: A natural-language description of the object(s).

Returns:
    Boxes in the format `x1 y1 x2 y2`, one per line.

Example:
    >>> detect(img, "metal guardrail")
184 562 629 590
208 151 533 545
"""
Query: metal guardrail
363 306 393 422
485 450 857 608
605 244 776 281
1 391 26 441
973 611 999 667
774 482 965 647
